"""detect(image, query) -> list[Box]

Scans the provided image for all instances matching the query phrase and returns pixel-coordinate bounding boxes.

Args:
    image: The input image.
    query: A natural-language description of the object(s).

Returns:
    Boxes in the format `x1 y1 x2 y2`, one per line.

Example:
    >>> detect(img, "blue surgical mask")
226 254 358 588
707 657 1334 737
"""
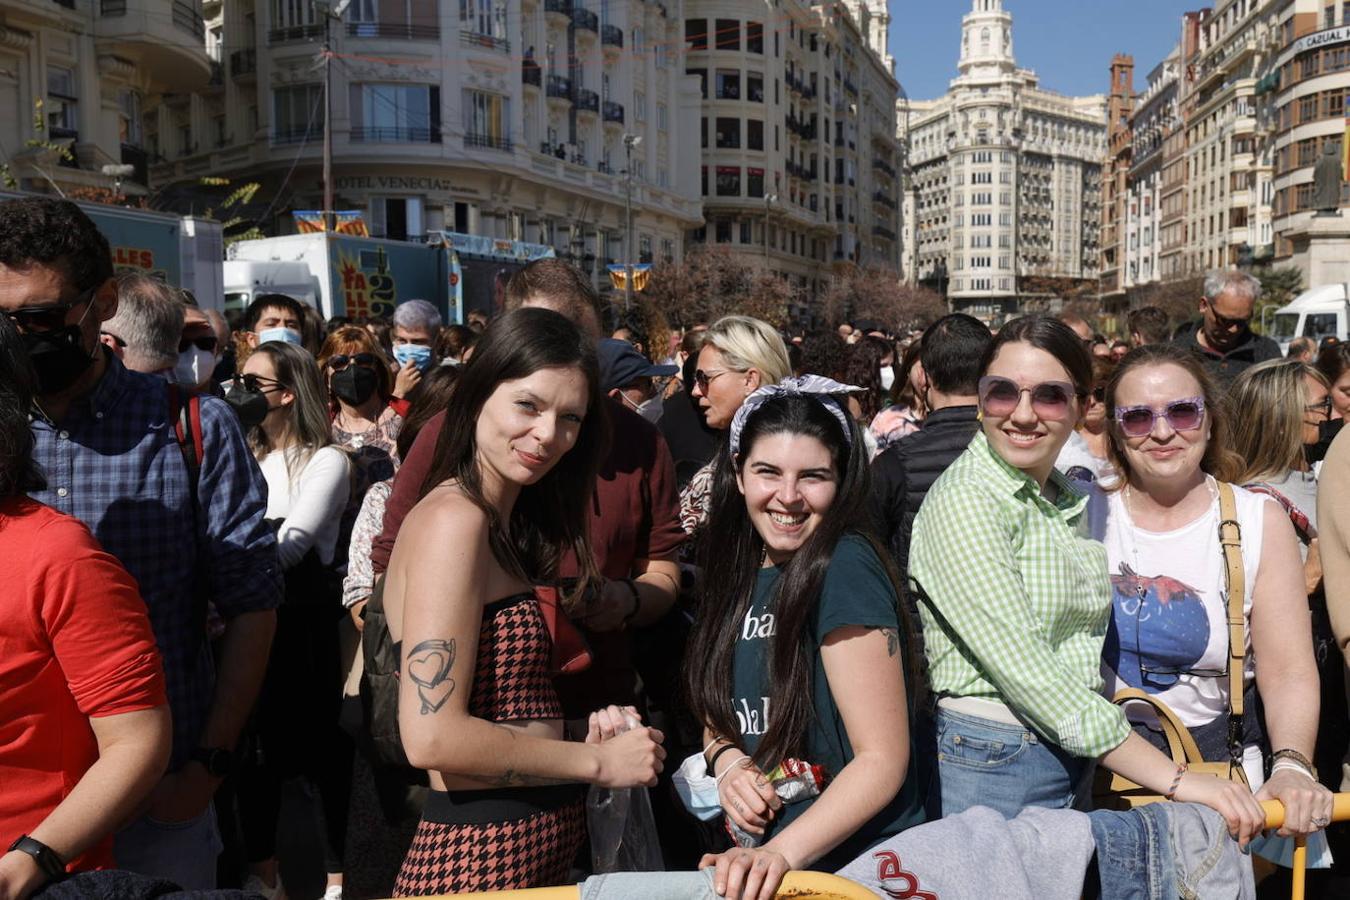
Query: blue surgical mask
672 752 723 822
394 343 434 373
257 327 302 346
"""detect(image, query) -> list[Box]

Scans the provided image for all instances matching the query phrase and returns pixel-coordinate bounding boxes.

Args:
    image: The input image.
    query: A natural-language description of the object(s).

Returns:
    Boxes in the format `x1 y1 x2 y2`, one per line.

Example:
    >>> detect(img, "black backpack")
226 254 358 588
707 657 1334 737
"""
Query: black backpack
359 574 413 768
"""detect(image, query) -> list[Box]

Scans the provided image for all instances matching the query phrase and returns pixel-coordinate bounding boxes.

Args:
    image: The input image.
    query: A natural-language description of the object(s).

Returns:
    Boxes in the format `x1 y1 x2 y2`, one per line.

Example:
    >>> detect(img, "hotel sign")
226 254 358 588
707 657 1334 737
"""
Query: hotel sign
1279 26 1350 67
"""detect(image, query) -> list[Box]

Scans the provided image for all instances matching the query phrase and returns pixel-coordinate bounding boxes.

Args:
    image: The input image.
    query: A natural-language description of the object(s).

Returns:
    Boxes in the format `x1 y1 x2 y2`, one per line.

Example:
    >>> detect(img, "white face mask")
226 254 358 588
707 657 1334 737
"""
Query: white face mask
880 367 896 393
174 346 215 388
672 752 723 821
634 395 664 424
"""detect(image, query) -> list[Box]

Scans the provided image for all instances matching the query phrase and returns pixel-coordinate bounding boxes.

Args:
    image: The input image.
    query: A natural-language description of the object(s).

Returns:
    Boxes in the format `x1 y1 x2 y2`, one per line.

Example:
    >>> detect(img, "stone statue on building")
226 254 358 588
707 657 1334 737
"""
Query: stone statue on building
1313 143 1343 214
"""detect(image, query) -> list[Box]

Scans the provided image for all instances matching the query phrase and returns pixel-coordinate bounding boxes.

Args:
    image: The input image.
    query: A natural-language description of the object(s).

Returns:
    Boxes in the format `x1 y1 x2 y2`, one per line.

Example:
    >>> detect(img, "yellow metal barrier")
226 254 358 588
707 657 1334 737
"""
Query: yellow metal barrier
1261 793 1350 900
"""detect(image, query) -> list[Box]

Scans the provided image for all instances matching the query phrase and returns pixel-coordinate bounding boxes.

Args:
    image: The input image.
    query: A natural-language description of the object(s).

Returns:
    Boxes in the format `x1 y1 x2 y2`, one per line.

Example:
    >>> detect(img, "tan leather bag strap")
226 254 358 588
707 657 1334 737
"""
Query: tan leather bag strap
1216 482 1245 720
1112 687 1207 765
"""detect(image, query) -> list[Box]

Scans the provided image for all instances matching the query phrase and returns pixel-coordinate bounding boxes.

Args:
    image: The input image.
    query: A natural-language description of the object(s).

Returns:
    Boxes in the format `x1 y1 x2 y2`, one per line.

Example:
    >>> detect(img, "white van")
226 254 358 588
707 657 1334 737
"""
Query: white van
222 259 321 317
1269 283 1349 354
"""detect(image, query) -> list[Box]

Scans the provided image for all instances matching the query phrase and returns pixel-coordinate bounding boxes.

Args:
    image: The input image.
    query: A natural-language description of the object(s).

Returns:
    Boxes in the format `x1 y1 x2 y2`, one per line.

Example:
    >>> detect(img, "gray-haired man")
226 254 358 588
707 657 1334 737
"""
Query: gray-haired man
1173 269 1281 386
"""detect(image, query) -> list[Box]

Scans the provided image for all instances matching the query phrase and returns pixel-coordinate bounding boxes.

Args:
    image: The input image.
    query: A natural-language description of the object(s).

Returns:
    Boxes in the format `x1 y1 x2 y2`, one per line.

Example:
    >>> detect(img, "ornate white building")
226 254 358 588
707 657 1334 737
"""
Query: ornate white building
899 0 1106 319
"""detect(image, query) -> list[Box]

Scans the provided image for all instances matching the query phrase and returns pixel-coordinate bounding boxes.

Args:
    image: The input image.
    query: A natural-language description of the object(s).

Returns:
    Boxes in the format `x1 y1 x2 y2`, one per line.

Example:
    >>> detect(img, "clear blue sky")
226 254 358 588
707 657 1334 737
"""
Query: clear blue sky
890 0 1193 101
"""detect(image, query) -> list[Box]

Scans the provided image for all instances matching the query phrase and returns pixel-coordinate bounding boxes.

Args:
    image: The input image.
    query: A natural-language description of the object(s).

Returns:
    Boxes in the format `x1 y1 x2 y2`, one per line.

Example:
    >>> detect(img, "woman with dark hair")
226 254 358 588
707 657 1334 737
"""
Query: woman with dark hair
320 325 403 496
382 308 665 895
910 317 1267 839
843 336 891 426
1098 345 1332 847
0 314 170 896
685 379 924 900
228 340 354 900
869 339 925 453
1315 340 1350 419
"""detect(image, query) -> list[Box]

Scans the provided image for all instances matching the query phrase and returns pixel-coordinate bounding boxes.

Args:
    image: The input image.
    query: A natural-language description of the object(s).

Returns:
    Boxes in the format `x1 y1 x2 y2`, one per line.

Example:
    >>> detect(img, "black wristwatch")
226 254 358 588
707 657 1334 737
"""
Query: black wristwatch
191 746 235 778
8 835 65 882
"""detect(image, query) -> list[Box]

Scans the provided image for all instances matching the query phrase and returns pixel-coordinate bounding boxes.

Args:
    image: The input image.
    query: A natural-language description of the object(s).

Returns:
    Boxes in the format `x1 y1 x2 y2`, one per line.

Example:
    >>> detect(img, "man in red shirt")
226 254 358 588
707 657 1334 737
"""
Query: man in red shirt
0 315 170 898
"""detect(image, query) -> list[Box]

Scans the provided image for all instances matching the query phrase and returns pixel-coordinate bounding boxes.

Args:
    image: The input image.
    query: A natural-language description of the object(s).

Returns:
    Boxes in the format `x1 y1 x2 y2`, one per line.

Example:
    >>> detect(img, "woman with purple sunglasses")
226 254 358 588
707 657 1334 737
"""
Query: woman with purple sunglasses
1097 343 1332 846
910 319 1267 841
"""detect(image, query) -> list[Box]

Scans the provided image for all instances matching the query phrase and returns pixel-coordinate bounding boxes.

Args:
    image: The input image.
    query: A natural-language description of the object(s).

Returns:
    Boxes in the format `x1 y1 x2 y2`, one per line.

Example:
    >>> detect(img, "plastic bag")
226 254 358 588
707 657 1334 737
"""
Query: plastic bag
586 715 664 873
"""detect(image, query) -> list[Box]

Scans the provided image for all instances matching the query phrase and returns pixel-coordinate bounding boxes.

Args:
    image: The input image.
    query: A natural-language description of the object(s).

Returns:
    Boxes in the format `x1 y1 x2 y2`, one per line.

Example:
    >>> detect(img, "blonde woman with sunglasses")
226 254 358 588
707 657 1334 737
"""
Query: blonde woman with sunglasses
910 320 1268 843
1094 344 1332 847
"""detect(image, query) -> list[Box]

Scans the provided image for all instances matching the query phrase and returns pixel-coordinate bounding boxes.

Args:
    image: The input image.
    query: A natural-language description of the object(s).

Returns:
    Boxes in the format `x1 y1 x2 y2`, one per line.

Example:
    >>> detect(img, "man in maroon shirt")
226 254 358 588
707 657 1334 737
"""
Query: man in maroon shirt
370 260 683 713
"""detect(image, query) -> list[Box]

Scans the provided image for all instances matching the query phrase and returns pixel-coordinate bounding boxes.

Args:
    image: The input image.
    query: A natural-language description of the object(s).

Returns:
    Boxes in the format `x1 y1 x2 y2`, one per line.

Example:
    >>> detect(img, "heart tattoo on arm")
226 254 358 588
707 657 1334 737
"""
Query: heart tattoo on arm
407 638 457 714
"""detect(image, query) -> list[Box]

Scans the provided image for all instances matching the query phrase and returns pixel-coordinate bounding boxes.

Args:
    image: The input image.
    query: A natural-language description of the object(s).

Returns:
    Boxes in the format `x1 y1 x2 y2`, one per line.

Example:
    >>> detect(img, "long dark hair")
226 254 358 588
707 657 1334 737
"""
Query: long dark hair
0 314 44 497
418 307 608 610
845 336 891 423
685 393 914 768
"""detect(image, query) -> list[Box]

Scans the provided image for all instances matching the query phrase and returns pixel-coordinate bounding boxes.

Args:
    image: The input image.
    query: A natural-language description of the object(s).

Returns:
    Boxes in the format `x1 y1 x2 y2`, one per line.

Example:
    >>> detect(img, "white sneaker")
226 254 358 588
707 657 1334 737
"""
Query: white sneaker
242 873 288 900
319 886 343 900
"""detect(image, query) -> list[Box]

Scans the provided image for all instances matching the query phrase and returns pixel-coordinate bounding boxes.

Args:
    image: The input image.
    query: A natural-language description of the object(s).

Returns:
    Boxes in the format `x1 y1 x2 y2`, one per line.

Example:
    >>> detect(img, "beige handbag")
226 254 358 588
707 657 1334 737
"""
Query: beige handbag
1094 482 1251 810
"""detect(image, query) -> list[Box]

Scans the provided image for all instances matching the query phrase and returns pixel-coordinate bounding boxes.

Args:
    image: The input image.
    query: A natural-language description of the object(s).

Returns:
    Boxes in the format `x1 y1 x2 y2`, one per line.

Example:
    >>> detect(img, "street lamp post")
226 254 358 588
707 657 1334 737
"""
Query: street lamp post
623 133 642 312
762 193 778 264
315 1 351 233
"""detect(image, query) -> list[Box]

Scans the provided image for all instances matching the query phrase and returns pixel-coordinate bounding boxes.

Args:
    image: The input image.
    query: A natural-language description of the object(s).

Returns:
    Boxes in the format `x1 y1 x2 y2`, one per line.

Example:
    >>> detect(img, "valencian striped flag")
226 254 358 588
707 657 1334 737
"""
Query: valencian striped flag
294 211 370 236
607 263 653 292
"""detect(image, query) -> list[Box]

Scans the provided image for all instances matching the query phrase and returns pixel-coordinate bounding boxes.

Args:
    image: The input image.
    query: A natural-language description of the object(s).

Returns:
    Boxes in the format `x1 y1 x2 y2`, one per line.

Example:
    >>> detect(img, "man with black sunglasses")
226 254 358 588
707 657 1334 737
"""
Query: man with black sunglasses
1174 269 1281 386
0 197 281 890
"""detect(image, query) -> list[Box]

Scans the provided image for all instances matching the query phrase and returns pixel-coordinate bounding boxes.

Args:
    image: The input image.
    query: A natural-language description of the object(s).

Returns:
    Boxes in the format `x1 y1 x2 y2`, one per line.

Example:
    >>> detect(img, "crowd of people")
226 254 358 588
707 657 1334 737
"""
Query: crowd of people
1 195 1348 900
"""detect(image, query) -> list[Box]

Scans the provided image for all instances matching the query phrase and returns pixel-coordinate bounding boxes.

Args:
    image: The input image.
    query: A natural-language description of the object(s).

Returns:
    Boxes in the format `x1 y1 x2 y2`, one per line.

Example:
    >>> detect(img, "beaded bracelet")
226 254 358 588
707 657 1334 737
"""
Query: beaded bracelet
1165 763 1188 801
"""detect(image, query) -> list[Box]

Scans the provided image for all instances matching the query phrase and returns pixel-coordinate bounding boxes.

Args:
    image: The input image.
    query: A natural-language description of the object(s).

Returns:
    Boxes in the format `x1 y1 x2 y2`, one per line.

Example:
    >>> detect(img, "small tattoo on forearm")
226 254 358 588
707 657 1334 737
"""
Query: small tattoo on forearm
407 639 456 714
871 627 900 658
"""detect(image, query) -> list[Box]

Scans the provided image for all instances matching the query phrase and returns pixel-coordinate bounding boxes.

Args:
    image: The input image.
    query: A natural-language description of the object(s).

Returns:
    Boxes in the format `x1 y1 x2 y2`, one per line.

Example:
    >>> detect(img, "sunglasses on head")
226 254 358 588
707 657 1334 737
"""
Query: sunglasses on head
978 376 1079 421
179 335 219 353
327 352 380 371
1113 397 1206 437
234 373 284 394
4 286 97 333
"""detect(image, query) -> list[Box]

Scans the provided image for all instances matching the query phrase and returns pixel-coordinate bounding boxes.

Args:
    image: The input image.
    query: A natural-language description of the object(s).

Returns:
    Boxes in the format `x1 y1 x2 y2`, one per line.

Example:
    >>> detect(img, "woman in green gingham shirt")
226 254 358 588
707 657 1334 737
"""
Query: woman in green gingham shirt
909 317 1266 844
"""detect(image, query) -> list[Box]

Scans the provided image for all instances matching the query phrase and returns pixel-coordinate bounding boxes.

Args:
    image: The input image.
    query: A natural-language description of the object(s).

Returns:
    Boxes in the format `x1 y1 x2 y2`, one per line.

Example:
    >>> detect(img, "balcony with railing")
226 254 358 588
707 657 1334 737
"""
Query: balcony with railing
465 133 514 152
460 30 509 51
575 88 600 113
351 126 441 143
546 74 573 101
873 157 895 178
601 25 623 49
544 0 572 23
95 0 212 88
522 59 543 87
602 100 624 124
571 7 598 33
873 224 896 241
269 22 324 43
348 21 440 40
873 191 896 210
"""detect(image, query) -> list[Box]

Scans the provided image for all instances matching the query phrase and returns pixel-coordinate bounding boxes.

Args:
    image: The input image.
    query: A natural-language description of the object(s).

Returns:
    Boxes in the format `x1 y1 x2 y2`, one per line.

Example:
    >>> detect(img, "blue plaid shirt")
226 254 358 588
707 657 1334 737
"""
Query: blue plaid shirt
30 355 282 769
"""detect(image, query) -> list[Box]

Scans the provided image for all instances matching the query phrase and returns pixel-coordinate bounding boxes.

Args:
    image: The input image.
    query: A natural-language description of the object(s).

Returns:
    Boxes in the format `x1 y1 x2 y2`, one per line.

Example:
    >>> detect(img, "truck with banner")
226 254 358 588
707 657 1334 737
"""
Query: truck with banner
0 190 225 309
225 232 554 323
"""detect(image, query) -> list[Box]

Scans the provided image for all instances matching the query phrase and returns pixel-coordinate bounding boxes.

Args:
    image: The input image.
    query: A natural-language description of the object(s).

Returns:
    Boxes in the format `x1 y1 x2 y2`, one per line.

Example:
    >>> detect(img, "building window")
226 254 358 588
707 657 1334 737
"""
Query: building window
686 19 707 51
461 89 509 148
459 0 507 43
46 66 78 137
716 166 741 196
747 21 763 54
118 89 142 147
715 19 739 51
701 117 708 148
272 83 323 143
657 103 668 131
635 90 646 121
748 167 764 197
687 68 707 99
701 166 708 195
716 69 740 100
747 71 764 103
274 0 319 30
715 117 740 148
716 219 732 242
747 118 763 150
353 83 439 142
369 196 424 241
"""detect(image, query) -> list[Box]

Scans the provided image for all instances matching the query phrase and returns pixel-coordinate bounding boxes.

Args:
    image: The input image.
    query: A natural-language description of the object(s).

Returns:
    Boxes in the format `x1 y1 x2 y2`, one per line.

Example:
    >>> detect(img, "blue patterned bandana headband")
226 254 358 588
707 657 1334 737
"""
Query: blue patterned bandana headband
728 375 864 458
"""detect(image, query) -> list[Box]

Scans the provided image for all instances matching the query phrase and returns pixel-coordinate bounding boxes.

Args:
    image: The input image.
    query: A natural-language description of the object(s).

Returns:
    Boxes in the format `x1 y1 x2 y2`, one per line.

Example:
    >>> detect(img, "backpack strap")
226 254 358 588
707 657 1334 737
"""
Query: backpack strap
1216 482 1246 764
168 384 210 640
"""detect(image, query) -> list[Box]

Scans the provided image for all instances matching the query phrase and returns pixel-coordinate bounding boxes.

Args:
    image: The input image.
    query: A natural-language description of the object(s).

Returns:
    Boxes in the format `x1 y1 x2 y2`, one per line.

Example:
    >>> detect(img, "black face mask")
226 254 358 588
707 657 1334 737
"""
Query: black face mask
1305 417 1344 466
330 365 378 407
224 383 271 430
22 324 94 395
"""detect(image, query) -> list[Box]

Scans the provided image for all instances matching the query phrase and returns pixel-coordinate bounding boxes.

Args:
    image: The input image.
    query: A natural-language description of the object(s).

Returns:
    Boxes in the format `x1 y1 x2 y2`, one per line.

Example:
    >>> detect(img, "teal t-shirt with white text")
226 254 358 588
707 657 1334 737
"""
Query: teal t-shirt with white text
729 534 926 870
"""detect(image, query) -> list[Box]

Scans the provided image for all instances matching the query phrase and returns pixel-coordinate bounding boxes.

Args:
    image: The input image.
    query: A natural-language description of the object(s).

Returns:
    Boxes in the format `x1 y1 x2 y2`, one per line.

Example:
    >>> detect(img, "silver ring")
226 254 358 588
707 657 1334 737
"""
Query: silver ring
1311 816 1330 828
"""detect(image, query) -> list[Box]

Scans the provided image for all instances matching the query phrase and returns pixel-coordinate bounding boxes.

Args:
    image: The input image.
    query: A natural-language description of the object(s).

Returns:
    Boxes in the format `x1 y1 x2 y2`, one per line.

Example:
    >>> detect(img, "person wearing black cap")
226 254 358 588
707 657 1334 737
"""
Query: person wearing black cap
597 338 678 424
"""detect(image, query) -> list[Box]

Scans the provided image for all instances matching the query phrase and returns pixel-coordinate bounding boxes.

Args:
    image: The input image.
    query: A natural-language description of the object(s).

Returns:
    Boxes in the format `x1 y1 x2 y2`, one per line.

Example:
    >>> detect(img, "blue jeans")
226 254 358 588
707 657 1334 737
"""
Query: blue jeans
930 708 1092 819
113 802 222 891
